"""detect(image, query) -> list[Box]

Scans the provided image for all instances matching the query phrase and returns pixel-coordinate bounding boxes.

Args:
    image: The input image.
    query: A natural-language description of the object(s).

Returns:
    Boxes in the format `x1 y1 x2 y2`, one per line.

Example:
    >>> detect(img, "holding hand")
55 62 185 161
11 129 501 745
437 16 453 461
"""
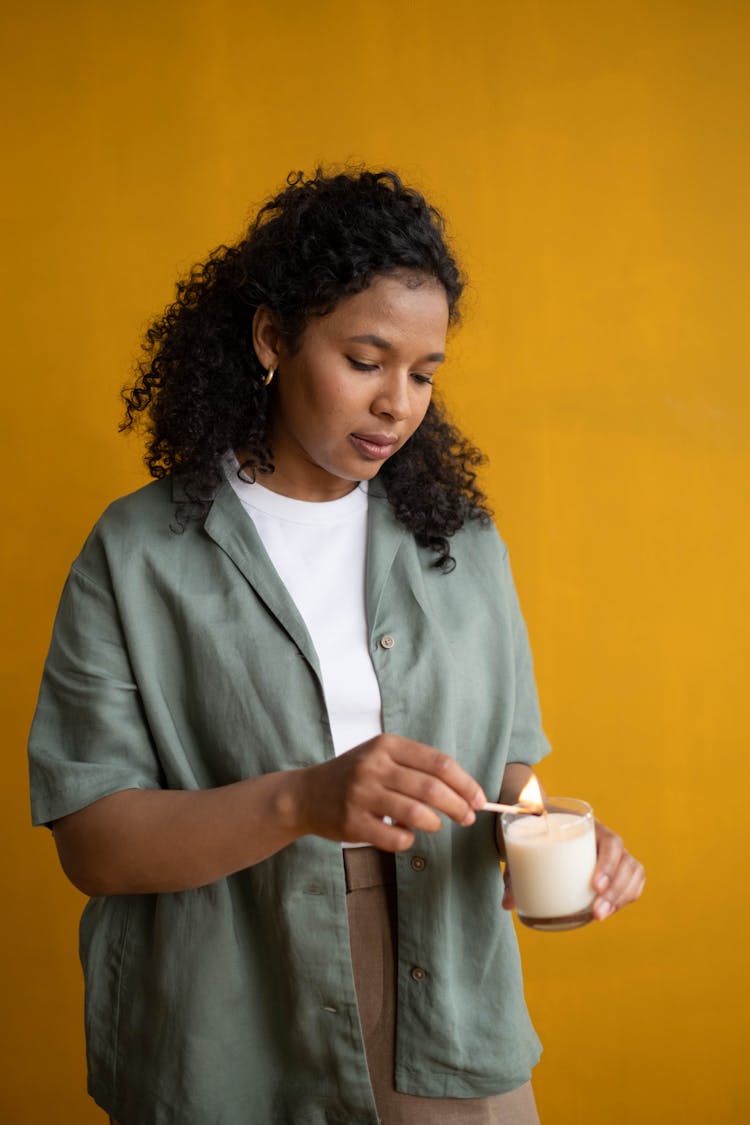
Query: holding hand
289 733 487 852
590 821 646 920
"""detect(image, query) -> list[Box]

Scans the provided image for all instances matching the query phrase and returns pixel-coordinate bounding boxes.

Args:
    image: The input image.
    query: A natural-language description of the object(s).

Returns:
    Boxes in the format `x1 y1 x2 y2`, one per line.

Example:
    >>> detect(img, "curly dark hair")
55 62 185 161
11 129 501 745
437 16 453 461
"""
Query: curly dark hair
122 167 491 569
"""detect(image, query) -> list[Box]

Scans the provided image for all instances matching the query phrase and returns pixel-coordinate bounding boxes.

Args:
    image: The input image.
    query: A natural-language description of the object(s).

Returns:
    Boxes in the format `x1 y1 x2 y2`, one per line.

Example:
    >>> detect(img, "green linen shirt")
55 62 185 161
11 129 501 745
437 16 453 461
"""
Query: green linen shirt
29 475 550 1125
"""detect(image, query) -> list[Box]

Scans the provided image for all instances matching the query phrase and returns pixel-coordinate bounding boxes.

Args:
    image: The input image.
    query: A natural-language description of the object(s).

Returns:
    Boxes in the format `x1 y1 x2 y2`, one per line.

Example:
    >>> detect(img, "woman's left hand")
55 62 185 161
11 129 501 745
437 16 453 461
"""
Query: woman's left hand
590 820 645 920
502 820 645 921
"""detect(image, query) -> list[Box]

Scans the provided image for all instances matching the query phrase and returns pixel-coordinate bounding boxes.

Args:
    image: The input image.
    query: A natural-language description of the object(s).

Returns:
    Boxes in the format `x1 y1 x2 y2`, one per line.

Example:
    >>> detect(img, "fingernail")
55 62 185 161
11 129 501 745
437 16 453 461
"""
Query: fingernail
473 788 486 809
595 900 613 921
462 810 477 826
594 873 611 892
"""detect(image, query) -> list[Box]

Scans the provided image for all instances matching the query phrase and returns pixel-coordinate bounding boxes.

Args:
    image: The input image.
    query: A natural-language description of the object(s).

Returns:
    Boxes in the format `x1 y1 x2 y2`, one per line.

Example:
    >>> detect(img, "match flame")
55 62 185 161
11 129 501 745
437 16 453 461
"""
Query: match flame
518 775 544 813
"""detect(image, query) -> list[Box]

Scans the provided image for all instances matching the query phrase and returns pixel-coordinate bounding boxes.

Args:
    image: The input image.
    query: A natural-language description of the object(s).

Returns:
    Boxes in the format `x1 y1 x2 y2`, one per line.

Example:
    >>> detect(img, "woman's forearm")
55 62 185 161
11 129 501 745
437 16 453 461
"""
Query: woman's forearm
52 733 487 897
52 770 309 897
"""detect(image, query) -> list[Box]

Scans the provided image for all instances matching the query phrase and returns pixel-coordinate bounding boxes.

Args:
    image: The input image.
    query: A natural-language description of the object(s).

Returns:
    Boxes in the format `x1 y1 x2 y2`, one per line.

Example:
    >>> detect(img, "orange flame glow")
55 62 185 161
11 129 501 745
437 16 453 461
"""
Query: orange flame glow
518 775 544 813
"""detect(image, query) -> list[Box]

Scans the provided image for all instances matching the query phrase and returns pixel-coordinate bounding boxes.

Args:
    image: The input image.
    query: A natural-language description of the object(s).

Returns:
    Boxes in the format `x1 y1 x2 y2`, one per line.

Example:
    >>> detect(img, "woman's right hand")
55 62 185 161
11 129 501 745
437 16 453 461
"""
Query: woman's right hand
287 733 487 852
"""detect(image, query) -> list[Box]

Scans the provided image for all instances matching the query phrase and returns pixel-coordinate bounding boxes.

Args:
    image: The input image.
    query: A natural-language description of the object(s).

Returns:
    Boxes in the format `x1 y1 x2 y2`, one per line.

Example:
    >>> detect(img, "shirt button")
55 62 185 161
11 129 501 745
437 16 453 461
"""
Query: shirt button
410 966 427 982
380 634 395 650
410 855 427 872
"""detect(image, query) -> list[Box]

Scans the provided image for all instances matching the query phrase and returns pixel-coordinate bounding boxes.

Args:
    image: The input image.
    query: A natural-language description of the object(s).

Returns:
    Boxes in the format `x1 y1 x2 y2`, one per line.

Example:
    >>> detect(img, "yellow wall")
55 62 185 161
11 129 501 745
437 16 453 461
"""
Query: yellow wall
2 1 748 1121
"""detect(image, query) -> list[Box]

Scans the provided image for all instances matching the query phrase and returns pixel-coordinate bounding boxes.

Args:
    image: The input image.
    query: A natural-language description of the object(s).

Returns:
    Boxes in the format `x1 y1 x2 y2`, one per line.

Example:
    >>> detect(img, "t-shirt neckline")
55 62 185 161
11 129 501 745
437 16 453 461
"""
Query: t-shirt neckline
223 452 369 526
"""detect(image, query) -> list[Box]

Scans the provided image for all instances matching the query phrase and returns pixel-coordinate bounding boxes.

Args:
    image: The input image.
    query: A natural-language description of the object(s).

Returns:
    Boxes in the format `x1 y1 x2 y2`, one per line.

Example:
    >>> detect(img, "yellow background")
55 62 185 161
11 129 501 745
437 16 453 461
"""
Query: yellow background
2 1 748 1121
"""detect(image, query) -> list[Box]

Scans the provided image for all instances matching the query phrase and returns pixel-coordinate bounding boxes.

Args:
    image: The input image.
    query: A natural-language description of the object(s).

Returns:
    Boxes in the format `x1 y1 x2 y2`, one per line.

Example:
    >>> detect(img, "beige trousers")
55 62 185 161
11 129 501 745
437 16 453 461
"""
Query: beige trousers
110 849 540 1125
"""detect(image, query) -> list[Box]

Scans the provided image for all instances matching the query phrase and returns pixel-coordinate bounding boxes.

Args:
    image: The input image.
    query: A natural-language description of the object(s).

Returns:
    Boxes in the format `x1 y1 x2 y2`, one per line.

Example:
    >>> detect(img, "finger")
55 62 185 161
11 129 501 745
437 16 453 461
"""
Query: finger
593 855 645 919
352 814 416 853
336 761 453 834
383 763 480 827
387 738 487 810
592 895 614 921
608 858 646 911
375 790 444 834
592 826 624 893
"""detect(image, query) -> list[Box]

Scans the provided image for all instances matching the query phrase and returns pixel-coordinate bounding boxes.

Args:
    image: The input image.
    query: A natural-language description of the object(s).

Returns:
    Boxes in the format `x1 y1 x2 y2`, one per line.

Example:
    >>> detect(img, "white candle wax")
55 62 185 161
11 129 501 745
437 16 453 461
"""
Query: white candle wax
503 809 596 922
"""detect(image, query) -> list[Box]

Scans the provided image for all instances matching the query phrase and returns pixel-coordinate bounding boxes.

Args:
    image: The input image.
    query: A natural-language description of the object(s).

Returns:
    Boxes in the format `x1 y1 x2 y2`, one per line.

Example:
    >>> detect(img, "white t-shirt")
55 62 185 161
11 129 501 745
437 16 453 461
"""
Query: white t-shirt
223 455 383 759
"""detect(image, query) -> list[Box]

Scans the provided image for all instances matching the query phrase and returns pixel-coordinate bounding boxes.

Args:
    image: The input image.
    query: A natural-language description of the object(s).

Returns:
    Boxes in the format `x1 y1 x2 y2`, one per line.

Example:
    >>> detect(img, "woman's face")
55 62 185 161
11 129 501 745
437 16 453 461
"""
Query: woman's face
253 273 450 501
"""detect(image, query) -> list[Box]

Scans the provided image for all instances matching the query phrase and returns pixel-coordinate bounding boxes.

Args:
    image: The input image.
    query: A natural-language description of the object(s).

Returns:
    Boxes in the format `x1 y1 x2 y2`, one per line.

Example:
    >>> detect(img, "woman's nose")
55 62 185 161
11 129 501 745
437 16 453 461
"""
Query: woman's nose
372 372 410 421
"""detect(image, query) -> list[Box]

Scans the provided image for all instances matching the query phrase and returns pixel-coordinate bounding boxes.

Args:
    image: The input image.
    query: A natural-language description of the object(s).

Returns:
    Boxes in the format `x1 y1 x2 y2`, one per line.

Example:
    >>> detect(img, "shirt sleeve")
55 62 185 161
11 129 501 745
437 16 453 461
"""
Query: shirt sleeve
28 563 164 827
502 546 552 768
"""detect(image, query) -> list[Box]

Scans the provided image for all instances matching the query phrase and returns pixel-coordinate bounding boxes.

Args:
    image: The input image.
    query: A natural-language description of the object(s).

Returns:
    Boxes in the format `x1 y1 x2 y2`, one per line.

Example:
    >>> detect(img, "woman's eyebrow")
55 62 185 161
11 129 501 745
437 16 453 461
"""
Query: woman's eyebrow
346 333 445 363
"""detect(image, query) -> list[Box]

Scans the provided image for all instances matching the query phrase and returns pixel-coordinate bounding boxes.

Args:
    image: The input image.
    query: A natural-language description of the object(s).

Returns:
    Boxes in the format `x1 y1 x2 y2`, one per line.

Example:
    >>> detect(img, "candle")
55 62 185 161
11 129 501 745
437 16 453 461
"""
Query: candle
501 797 596 932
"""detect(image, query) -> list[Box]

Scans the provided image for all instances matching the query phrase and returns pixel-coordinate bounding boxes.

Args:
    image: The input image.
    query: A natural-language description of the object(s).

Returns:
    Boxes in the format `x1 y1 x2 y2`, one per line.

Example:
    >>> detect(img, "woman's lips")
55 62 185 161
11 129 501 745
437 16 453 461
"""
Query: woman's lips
349 433 398 460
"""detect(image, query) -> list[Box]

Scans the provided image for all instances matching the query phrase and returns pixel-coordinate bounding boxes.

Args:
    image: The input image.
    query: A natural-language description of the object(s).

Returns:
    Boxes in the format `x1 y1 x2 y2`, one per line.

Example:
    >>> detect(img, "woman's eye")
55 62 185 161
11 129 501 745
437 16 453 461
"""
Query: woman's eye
347 357 378 372
412 374 434 386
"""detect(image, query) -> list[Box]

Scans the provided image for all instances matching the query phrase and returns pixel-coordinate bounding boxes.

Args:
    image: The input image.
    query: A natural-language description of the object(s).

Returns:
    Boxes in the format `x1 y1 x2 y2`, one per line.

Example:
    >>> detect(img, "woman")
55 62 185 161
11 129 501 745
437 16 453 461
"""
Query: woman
29 169 644 1125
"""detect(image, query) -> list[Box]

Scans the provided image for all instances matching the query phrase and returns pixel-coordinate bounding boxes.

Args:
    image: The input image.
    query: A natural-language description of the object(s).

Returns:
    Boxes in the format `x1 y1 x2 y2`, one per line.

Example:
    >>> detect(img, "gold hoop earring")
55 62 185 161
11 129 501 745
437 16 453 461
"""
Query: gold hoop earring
263 366 275 387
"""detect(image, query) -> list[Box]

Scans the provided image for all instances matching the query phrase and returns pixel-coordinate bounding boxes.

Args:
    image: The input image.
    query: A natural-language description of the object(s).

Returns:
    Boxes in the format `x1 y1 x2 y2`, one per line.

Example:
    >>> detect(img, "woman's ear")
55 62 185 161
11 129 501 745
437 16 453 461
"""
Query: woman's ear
252 306 283 370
